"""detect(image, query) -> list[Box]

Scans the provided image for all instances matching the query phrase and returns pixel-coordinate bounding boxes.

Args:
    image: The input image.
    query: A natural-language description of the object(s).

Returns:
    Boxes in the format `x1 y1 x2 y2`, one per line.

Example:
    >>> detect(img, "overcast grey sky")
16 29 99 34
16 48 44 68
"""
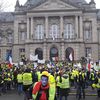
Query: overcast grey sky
5 0 100 11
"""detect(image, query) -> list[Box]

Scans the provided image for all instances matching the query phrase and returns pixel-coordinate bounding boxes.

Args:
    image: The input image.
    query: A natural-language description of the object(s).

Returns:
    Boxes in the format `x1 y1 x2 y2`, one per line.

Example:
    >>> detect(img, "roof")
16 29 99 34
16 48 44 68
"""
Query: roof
0 12 14 22
24 0 88 8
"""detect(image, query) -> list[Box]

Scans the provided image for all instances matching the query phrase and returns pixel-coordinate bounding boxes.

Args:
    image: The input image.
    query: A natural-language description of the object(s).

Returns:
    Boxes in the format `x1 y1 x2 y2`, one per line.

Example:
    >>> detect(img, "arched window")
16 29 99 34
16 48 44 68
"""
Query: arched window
65 47 74 62
35 48 43 60
50 47 58 61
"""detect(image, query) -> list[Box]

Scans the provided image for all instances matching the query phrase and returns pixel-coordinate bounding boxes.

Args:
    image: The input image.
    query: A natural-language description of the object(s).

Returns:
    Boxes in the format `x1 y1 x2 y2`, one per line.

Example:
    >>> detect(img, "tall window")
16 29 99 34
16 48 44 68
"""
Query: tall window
36 24 44 39
85 47 91 57
20 32 26 40
84 22 92 40
19 48 25 60
50 24 59 39
7 33 13 43
64 23 74 39
6 49 12 61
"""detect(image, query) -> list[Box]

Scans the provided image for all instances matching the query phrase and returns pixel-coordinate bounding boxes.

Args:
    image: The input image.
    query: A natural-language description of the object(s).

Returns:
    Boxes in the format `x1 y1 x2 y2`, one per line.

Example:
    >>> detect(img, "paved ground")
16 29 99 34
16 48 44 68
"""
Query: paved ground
0 90 99 100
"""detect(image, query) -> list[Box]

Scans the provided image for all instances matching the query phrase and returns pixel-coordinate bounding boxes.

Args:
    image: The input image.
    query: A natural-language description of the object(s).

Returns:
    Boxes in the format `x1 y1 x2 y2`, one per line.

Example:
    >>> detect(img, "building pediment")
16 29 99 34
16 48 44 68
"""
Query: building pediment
29 0 78 11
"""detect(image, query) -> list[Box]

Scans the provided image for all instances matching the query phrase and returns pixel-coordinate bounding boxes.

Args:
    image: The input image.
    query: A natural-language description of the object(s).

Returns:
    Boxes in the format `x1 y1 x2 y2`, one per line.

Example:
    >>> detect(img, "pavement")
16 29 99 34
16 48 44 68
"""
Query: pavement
0 88 99 100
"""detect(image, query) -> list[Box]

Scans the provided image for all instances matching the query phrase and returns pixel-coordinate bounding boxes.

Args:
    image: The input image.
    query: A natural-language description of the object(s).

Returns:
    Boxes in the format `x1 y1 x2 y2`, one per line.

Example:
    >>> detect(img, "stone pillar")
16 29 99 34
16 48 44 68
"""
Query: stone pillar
45 16 48 38
92 18 97 42
27 17 30 39
14 20 19 44
31 17 33 39
43 43 47 60
60 16 64 38
61 43 65 61
75 16 78 38
79 16 83 41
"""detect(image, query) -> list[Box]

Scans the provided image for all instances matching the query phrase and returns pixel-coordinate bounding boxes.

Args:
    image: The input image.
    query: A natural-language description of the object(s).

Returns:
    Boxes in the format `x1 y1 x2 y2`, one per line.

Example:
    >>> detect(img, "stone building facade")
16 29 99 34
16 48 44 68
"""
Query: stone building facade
0 0 100 63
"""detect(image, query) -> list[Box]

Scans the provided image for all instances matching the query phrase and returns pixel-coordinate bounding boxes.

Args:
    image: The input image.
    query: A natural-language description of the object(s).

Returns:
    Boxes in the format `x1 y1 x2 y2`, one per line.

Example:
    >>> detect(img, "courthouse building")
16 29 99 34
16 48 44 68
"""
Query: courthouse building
0 0 100 63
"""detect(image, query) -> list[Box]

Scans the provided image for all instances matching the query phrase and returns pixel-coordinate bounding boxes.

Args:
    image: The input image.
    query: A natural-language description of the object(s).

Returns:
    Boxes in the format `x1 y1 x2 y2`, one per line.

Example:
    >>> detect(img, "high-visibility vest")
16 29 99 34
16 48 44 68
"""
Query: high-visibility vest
23 73 32 85
37 71 41 81
96 78 100 88
17 74 23 83
56 76 61 87
32 82 56 100
49 74 56 100
60 76 70 89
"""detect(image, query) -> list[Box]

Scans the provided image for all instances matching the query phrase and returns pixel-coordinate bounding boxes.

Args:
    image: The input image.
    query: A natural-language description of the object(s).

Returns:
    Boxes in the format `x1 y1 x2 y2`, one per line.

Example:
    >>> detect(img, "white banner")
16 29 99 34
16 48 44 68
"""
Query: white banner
30 54 38 61
38 59 45 64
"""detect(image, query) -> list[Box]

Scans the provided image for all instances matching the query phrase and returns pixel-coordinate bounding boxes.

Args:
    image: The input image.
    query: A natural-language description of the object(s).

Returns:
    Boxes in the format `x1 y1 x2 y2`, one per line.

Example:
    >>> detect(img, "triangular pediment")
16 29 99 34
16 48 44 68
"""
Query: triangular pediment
30 0 78 11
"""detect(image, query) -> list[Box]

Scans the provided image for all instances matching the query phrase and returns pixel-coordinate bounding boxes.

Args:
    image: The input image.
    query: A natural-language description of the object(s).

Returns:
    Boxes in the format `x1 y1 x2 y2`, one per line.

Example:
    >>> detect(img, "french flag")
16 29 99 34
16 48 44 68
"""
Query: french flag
8 56 13 68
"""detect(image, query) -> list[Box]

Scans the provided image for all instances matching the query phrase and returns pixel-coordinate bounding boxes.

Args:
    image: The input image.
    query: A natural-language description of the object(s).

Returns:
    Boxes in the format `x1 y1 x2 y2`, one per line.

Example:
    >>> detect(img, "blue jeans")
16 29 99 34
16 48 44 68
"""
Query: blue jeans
17 83 23 94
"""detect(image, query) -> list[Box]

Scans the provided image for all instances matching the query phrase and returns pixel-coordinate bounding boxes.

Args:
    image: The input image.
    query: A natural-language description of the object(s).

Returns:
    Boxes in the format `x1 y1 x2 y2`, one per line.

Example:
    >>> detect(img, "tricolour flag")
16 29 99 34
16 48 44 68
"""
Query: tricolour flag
8 56 13 68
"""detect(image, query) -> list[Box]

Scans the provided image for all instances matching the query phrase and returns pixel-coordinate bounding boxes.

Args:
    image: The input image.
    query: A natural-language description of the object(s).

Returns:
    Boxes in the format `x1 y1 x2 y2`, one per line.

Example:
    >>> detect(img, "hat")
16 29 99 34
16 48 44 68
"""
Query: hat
41 71 49 77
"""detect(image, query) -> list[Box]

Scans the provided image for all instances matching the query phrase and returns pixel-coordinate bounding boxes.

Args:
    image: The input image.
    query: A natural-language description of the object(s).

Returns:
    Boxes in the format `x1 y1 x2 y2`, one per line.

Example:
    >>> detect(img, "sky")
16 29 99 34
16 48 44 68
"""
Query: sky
4 0 100 12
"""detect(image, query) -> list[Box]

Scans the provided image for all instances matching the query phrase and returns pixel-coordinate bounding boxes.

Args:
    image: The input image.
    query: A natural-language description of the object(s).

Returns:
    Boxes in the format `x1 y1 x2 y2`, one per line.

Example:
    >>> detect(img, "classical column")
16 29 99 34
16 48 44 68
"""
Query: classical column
75 16 78 38
31 17 33 39
79 16 83 40
60 16 64 38
14 20 19 44
61 43 65 61
45 16 48 38
27 17 30 39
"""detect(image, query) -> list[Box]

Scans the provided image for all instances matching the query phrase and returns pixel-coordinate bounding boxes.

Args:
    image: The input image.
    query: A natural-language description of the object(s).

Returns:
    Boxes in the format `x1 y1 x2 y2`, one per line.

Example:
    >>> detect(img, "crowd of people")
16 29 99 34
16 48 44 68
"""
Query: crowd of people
0 61 100 100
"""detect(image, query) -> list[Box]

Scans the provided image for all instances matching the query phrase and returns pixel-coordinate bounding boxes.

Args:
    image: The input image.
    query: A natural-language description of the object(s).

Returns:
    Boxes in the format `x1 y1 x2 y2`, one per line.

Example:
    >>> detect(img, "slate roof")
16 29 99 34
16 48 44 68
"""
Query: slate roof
0 12 14 22
24 0 88 8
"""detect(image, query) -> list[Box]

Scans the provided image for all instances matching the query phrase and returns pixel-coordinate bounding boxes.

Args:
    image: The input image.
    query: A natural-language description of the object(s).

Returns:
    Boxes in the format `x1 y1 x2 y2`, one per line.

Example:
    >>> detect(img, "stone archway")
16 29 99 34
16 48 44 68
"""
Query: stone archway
65 47 74 62
35 48 43 60
50 47 58 61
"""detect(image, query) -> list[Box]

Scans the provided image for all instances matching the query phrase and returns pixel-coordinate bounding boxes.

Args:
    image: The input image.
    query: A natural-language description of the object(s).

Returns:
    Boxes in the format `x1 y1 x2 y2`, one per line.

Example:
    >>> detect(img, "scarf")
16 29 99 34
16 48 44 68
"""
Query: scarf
32 81 49 100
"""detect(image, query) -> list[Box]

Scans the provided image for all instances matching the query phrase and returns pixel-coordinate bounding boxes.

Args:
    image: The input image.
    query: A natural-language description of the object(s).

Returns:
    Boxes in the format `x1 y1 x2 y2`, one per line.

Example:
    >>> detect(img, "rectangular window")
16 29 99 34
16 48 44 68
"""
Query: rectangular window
64 23 74 39
7 33 13 43
84 21 92 40
85 47 91 57
36 24 44 39
19 48 25 60
6 49 12 61
20 32 26 40
50 24 59 39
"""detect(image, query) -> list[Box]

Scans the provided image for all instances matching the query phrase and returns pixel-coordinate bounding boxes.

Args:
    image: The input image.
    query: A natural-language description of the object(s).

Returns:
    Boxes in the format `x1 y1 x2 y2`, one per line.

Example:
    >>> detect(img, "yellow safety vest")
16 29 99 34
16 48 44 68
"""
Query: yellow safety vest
17 74 23 83
60 77 70 89
97 78 100 88
56 76 61 87
23 73 32 85
37 71 41 81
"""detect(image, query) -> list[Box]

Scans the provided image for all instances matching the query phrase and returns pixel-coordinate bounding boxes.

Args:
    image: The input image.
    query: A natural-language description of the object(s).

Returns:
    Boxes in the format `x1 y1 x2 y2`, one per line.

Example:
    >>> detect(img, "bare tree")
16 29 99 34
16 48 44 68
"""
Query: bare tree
0 0 11 12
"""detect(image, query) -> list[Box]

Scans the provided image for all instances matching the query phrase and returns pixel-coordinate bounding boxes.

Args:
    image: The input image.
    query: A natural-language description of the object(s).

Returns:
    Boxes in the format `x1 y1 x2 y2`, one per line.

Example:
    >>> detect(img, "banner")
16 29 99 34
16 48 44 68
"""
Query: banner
30 54 38 61
38 59 45 64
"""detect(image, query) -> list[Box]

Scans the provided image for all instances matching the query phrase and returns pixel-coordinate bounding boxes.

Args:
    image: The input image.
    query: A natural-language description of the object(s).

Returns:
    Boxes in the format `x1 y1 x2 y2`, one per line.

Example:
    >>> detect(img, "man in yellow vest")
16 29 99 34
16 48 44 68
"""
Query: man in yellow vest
59 73 70 100
32 71 56 100
23 68 33 100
